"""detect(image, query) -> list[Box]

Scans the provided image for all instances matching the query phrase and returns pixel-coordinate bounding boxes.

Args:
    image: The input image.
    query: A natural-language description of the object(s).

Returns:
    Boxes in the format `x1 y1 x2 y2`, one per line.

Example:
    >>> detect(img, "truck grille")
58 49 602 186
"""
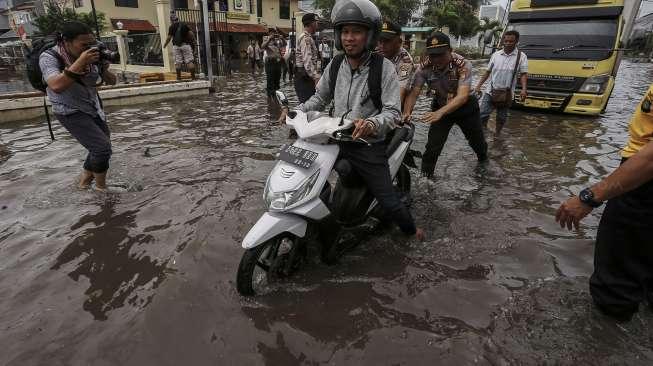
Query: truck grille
526 74 585 93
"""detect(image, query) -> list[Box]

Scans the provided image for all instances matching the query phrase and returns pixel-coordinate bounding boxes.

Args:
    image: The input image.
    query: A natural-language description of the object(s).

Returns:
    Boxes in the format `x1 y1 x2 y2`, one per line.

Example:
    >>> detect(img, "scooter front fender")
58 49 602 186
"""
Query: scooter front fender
242 212 307 249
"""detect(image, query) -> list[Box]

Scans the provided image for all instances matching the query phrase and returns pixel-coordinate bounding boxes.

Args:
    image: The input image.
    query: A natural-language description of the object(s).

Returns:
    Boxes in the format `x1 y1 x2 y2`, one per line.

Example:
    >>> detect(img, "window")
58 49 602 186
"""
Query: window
114 0 138 8
218 0 228 11
73 0 84 7
279 0 290 20
257 0 262 17
173 0 188 9
249 0 254 14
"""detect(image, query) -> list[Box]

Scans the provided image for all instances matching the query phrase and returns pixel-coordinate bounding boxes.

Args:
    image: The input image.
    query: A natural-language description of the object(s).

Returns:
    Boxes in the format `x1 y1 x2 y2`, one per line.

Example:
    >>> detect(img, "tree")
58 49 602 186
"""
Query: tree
33 0 106 37
314 0 420 26
477 17 503 56
422 0 482 45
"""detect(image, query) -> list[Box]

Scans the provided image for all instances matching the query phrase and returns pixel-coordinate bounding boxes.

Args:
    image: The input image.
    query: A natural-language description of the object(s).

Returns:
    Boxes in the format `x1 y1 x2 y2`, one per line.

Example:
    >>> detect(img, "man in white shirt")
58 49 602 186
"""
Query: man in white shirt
318 37 332 72
475 30 528 135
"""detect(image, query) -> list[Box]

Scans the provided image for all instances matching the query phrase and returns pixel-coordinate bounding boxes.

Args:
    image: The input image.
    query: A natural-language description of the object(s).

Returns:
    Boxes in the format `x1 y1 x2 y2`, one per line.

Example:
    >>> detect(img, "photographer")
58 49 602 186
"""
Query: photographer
39 21 117 192
261 27 286 98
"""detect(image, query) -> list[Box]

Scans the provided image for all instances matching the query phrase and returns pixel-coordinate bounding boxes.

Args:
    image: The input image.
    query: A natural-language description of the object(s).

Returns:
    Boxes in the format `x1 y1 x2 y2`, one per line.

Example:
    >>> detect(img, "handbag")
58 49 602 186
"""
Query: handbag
491 50 521 108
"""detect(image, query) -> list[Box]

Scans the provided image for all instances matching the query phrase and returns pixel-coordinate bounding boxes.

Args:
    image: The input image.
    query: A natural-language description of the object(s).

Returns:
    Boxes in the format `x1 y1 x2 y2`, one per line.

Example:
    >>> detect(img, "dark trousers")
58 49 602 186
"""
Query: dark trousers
421 98 488 177
339 142 417 235
249 57 257 73
265 59 282 97
57 112 112 173
281 60 288 81
294 68 316 103
590 175 653 321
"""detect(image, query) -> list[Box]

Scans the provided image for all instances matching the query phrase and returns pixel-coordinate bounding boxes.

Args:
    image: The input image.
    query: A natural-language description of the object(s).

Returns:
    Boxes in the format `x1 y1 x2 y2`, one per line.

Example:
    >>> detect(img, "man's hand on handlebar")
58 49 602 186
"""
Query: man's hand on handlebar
352 119 376 140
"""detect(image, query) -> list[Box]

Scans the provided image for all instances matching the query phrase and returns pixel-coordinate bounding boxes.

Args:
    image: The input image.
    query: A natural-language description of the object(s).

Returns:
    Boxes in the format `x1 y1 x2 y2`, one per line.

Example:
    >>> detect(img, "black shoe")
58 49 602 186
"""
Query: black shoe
477 154 489 163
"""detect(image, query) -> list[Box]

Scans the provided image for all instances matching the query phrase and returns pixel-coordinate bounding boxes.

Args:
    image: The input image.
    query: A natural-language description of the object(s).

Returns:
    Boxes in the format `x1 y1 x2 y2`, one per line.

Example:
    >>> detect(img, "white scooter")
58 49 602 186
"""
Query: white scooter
236 91 415 296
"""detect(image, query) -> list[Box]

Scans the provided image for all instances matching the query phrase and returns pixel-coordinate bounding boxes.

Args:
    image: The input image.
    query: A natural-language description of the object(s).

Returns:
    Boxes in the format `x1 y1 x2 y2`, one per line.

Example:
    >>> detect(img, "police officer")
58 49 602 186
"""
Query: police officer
295 13 322 103
261 27 286 97
376 20 415 111
556 85 653 322
403 32 488 178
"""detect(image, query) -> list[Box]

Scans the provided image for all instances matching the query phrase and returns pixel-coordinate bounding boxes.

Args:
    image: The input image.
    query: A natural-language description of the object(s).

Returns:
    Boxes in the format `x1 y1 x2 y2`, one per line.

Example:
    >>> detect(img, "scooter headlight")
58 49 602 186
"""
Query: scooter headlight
264 170 320 211
579 74 610 94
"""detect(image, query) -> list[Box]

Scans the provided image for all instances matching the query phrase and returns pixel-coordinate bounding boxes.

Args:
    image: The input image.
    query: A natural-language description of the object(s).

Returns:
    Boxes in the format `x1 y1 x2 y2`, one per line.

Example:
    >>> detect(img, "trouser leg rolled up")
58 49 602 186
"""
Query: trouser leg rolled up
57 112 112 173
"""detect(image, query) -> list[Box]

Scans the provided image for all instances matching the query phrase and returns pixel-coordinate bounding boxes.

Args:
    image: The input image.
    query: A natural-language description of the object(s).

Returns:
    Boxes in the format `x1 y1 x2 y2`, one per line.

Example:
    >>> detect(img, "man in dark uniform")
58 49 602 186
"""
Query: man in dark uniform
556 84 653 322
294 13 321 103
403 32 488 178
377 20 416 112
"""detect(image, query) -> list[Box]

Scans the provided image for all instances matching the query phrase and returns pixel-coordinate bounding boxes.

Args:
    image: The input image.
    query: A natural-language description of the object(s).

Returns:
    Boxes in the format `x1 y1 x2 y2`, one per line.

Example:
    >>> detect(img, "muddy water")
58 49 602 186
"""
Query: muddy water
1 61 653 365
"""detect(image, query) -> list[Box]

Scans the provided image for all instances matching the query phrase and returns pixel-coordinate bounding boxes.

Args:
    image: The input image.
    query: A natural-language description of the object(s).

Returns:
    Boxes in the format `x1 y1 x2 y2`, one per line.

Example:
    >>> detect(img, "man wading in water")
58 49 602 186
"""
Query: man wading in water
556 85 653 322
39 21 117 191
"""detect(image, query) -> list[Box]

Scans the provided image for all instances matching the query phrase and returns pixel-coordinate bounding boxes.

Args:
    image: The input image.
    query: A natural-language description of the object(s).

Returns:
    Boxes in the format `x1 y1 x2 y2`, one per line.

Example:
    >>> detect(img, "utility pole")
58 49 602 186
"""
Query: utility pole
90 0 101 37
201 0 214 84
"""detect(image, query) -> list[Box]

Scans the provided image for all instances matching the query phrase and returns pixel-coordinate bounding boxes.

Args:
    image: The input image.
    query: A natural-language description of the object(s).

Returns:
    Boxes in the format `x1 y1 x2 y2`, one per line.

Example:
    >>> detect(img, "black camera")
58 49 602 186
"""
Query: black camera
90 41 120 64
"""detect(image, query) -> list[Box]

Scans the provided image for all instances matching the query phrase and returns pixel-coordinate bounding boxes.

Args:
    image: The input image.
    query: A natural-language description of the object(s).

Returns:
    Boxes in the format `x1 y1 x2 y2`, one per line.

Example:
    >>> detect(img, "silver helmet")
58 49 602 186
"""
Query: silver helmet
331 0 382 51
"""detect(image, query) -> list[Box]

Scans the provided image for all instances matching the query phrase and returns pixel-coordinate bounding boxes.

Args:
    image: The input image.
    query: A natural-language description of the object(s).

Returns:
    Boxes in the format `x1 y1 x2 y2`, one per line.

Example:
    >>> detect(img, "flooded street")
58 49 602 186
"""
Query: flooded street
1 61 653 365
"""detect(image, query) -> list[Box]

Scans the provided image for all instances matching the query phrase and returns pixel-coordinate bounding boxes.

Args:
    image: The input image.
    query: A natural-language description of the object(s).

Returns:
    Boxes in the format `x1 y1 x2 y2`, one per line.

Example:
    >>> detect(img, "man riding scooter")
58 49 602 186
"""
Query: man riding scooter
279 0 425 240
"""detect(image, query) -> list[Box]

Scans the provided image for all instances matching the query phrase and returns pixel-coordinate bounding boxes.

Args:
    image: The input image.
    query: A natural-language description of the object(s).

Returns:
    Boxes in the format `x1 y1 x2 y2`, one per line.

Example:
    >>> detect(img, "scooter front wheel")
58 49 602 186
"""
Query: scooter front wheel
236 235 304 296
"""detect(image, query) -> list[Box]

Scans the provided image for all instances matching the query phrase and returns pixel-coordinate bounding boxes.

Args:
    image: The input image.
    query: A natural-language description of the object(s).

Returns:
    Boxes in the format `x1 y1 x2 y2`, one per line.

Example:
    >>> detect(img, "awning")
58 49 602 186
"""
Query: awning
402 27 434 33
110 18 157 32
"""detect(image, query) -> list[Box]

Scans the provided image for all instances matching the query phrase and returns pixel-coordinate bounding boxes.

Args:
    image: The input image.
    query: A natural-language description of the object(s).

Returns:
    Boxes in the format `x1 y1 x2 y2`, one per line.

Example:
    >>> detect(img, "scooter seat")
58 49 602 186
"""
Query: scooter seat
386 125 413 156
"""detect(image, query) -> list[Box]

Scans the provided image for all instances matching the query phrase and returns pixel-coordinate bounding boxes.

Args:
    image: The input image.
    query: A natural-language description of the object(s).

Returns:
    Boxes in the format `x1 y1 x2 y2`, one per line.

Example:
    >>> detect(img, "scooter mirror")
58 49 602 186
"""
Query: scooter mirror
275 91 289 107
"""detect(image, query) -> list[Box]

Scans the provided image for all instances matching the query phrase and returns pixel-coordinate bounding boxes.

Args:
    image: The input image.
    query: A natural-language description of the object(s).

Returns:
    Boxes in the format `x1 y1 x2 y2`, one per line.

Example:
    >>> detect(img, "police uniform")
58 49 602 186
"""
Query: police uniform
411 32 487 177
378 21 416 95
589 84 653 321
295 13 322 103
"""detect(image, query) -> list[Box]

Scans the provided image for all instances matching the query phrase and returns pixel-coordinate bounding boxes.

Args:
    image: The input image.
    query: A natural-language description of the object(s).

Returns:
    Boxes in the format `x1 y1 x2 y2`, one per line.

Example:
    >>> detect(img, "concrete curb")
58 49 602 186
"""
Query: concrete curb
0 80 211 123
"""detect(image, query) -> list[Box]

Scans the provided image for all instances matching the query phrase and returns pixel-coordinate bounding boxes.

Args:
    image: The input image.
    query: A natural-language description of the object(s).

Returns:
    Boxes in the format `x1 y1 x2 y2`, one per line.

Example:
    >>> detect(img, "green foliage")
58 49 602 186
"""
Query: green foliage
314 0 420 25
33 0 106 37
453 45 485 59
476 17 503 55
422 0 481 39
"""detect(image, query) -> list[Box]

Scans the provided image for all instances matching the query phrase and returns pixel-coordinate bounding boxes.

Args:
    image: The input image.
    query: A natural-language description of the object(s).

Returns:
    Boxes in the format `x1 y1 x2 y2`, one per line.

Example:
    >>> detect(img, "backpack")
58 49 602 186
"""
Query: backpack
328 52 384 113
24 34 66 141
25 34 64 93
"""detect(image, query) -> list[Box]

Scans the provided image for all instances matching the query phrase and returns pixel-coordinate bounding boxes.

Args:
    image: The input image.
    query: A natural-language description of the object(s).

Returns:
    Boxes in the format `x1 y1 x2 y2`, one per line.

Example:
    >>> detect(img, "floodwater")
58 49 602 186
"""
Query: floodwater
1 61 653 365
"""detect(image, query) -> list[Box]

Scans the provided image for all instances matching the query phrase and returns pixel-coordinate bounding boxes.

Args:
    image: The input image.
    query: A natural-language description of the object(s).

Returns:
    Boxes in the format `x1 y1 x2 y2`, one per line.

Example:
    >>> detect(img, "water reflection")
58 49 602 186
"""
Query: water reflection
51 201 169 320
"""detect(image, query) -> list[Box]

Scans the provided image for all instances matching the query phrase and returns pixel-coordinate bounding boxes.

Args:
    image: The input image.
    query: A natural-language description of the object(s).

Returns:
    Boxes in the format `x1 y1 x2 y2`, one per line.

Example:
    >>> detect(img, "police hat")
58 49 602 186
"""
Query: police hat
425 31 451 55
379 20 402 39
302 13 319 25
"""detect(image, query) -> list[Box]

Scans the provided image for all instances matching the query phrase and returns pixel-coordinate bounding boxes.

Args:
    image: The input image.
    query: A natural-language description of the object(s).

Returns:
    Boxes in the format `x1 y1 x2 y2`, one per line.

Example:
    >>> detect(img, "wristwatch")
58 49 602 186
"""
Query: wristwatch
579 188 603 208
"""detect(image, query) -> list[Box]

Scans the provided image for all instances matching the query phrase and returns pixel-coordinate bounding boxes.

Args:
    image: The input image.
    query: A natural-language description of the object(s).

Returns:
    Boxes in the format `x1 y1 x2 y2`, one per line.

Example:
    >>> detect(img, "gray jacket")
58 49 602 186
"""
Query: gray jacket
299 53 401 143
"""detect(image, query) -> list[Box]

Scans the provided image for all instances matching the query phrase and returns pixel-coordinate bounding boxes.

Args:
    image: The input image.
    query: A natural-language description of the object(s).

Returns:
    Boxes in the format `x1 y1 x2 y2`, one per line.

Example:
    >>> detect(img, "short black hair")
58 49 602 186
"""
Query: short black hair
60 21 93 41
503 30 520 40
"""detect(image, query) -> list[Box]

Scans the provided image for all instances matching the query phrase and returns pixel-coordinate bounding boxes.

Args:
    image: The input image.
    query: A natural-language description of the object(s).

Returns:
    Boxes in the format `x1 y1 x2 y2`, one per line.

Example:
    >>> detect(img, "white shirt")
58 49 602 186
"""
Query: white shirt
319 43 332 59
486 48 528 92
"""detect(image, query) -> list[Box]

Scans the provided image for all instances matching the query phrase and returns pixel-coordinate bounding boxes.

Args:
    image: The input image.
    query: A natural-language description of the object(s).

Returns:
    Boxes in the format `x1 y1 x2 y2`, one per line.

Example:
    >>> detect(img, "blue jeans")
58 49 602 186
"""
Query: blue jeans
479 92 509 132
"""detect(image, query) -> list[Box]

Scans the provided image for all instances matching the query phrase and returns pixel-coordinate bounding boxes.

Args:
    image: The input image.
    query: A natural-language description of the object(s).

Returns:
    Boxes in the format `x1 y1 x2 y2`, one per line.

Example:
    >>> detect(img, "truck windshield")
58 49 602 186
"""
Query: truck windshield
511 19 618 61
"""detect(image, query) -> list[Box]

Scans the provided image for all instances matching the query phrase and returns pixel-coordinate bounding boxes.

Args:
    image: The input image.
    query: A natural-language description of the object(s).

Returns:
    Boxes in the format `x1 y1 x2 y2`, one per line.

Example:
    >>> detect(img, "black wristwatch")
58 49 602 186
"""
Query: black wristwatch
579 188 603 208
